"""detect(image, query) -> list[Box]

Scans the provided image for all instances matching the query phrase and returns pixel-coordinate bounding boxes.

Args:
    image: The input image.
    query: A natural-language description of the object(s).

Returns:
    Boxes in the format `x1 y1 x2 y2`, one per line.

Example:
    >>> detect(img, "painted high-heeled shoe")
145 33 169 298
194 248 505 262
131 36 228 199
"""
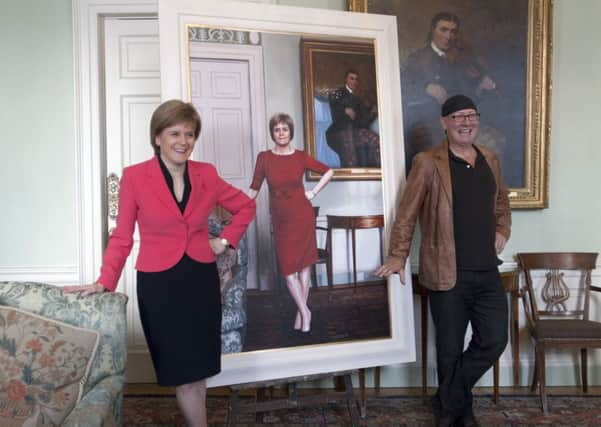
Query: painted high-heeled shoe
301 309 312 333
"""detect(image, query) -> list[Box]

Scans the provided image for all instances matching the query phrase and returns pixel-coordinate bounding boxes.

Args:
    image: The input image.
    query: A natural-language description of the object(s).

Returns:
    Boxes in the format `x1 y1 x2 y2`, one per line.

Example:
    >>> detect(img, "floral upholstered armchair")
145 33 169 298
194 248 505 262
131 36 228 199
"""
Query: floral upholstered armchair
209 216 249 354
0 281 128 427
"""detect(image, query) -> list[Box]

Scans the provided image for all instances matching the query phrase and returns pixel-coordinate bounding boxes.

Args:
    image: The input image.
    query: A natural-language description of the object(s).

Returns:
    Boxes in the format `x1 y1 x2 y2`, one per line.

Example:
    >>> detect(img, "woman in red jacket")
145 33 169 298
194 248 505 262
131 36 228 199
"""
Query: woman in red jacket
65 100 255 427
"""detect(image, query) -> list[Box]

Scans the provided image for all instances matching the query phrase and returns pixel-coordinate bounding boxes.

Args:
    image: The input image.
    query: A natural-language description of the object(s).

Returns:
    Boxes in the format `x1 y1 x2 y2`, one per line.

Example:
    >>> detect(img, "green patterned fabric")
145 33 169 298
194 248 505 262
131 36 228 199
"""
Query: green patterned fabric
0 282 128 426
209 217 249 354
0 306 100 426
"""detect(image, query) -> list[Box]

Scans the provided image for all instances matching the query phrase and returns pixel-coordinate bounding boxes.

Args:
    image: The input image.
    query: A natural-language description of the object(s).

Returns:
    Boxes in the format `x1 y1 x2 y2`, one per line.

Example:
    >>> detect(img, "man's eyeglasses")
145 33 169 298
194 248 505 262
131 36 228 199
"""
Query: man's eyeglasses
448 112 480 123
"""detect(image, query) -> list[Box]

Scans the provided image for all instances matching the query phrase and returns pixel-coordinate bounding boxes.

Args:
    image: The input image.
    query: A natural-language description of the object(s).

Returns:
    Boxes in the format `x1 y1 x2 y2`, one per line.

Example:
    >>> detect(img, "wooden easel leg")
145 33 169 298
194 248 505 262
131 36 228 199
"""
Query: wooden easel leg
334 375 345 391
226 387 239 427
343 373 361 426
358 368 366 418
421 293 429 403
288 382 297 402
493 359 500 403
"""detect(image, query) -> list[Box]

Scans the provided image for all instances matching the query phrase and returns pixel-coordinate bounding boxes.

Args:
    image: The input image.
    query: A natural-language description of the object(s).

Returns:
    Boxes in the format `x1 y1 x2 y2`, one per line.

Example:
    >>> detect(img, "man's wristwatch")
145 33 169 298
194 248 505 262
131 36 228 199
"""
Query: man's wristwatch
220 237 229 247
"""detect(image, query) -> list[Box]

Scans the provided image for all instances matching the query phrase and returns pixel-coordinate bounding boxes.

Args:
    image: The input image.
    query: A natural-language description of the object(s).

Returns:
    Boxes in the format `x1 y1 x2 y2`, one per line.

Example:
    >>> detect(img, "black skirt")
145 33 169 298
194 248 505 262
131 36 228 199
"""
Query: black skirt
137 254 221 386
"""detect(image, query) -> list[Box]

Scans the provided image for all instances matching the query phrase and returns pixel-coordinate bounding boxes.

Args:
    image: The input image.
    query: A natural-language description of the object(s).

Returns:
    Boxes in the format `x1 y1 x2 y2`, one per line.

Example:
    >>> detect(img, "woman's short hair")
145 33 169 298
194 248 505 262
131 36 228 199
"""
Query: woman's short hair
269 113 294 142
149 100 201 154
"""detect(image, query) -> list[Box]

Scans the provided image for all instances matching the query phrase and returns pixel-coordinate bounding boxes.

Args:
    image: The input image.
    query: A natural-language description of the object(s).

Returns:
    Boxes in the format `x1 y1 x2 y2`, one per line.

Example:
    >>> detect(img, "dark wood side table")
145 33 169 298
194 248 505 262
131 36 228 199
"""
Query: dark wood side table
325 214 385 289
412 269 520 403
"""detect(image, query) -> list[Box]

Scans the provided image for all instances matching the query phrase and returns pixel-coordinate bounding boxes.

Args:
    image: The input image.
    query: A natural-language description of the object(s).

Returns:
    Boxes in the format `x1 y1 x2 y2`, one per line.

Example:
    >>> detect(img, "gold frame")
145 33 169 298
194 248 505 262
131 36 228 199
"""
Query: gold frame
350 0 553 209
301 39 381 181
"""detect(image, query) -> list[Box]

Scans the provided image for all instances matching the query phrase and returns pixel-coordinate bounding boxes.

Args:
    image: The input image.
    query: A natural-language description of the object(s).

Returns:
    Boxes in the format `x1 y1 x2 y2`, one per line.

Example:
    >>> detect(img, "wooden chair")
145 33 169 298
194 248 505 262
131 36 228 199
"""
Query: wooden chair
311 206 331 287
517 252 600 413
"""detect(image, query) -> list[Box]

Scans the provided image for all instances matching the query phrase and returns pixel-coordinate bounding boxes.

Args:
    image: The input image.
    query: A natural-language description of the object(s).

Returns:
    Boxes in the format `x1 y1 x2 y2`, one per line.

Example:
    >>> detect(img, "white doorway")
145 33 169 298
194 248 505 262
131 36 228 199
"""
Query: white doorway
101 16 269 381
103 16 160 382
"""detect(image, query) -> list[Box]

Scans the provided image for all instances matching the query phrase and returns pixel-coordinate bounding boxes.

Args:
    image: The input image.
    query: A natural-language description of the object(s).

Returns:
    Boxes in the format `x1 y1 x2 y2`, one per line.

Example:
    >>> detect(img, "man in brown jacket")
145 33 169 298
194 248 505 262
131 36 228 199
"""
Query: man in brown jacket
376 95 511 427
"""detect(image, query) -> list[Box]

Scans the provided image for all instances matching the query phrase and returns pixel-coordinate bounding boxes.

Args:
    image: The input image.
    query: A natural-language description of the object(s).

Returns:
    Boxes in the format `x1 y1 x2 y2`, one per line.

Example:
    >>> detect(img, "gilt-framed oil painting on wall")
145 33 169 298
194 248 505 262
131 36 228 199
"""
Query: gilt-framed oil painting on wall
350 0 552 208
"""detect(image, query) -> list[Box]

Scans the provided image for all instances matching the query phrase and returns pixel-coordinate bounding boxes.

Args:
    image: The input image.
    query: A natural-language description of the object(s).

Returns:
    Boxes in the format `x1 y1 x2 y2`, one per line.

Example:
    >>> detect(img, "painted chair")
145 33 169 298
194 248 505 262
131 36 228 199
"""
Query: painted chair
209 216 249 354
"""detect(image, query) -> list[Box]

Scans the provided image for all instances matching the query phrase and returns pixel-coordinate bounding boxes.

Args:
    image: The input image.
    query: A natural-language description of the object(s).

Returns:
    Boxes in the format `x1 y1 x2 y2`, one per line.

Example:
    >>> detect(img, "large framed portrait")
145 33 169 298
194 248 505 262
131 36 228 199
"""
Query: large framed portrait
350 0 552 209
159 0 415 387
301 40 381 180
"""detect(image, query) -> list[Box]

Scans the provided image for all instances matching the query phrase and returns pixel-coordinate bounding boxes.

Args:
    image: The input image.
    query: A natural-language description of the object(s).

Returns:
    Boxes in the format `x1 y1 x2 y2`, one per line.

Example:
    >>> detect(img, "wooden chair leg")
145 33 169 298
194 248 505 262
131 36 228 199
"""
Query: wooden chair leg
581 348 588 393
326 249 333 287
530 353 538 392
343 373 361 426
493 358 500 403
358 368 366 418
311 265 318 288
334 376 345 391
374 366 381 397
421 293 428 402
536 344 549 413
227 388 239 427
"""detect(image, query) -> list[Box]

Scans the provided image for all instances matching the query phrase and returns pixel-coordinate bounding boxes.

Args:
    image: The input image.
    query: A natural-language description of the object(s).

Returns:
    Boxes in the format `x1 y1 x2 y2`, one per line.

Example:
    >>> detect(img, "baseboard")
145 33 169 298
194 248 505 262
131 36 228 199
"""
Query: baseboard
319 362 601 389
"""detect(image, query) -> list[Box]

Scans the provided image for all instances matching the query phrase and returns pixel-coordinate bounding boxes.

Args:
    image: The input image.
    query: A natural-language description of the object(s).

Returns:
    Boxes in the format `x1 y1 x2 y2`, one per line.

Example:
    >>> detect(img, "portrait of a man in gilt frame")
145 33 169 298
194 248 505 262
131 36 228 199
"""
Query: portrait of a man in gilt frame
351 0 552 208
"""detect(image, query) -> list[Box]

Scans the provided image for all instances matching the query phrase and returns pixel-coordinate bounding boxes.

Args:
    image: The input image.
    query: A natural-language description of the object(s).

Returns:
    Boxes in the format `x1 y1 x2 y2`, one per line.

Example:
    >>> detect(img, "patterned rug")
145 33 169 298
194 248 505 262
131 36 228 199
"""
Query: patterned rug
122 394 601 426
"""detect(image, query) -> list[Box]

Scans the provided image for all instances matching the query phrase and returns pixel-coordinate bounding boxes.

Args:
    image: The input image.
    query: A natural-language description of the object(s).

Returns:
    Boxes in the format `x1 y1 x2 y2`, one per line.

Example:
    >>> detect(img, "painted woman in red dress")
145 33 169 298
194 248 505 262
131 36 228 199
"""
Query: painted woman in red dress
249 113 333 332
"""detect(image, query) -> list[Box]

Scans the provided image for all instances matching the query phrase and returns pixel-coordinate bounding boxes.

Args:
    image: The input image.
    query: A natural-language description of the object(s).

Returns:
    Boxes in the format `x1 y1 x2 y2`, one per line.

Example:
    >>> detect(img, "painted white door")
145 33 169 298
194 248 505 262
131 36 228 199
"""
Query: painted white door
189 59 259 290
104 17 161 382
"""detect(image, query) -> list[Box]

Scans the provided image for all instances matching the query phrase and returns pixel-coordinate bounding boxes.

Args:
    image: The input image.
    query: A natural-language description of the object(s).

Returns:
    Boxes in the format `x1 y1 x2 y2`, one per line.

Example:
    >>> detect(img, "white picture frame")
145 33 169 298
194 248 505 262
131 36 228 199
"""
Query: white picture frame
158 0 415 387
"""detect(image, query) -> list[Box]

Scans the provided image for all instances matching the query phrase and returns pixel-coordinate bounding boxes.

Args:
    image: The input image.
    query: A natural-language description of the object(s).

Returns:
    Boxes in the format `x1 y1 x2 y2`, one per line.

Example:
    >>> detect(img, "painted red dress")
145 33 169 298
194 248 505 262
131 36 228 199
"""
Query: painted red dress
250 150 330 275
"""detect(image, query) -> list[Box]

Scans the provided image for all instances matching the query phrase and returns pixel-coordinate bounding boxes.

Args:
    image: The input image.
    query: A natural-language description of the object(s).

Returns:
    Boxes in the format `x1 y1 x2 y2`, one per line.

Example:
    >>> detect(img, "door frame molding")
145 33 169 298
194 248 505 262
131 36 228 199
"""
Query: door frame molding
72 0 158 282
73 0 275 287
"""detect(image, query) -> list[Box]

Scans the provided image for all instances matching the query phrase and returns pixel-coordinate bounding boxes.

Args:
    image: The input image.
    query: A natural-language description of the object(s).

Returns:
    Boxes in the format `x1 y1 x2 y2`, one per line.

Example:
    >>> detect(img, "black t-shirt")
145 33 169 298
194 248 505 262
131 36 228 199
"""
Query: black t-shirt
449 147 499 270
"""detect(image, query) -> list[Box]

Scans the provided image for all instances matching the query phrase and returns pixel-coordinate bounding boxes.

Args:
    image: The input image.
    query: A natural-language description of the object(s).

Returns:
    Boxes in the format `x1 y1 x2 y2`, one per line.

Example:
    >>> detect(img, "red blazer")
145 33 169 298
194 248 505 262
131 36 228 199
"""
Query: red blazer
97 157 256 291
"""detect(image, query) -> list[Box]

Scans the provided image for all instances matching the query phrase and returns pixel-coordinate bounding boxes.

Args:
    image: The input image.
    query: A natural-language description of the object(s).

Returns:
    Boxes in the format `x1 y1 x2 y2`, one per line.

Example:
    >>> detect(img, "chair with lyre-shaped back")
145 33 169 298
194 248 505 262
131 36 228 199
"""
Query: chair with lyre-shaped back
517 252 600 413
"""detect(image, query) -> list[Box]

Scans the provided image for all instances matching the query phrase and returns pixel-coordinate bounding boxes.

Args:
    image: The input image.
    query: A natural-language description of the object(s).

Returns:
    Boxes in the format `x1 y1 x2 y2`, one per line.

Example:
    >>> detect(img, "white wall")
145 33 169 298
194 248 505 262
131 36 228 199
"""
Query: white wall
504 0 601 257
0 0 77 274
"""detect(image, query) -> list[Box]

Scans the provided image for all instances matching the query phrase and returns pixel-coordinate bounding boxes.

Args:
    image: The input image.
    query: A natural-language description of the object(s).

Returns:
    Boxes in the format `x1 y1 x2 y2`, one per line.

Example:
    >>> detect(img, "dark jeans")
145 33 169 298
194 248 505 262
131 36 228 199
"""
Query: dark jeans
429 269 508 418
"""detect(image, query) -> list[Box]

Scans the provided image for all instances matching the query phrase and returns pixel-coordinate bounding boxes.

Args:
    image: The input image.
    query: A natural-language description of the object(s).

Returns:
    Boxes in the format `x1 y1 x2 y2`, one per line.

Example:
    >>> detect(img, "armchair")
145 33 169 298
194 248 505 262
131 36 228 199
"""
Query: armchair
517 252 600 413
0 281 128 426
209 216 249 354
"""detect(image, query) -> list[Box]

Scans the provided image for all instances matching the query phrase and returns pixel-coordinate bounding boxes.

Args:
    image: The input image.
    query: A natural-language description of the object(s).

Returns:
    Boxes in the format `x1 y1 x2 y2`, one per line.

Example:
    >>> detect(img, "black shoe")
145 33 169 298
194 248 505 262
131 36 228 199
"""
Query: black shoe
434 414 457 427
455 412 480 427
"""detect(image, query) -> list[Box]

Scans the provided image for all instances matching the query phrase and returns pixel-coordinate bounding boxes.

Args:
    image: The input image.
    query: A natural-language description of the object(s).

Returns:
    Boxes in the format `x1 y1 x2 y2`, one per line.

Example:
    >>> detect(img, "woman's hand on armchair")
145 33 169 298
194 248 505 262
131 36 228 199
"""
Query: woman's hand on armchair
63 283 107 296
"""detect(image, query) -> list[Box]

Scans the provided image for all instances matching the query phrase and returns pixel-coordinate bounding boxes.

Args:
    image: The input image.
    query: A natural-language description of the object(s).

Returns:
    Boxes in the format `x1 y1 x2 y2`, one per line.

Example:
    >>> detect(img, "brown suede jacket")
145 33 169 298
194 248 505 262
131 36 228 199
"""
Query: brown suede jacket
389 140 511 291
